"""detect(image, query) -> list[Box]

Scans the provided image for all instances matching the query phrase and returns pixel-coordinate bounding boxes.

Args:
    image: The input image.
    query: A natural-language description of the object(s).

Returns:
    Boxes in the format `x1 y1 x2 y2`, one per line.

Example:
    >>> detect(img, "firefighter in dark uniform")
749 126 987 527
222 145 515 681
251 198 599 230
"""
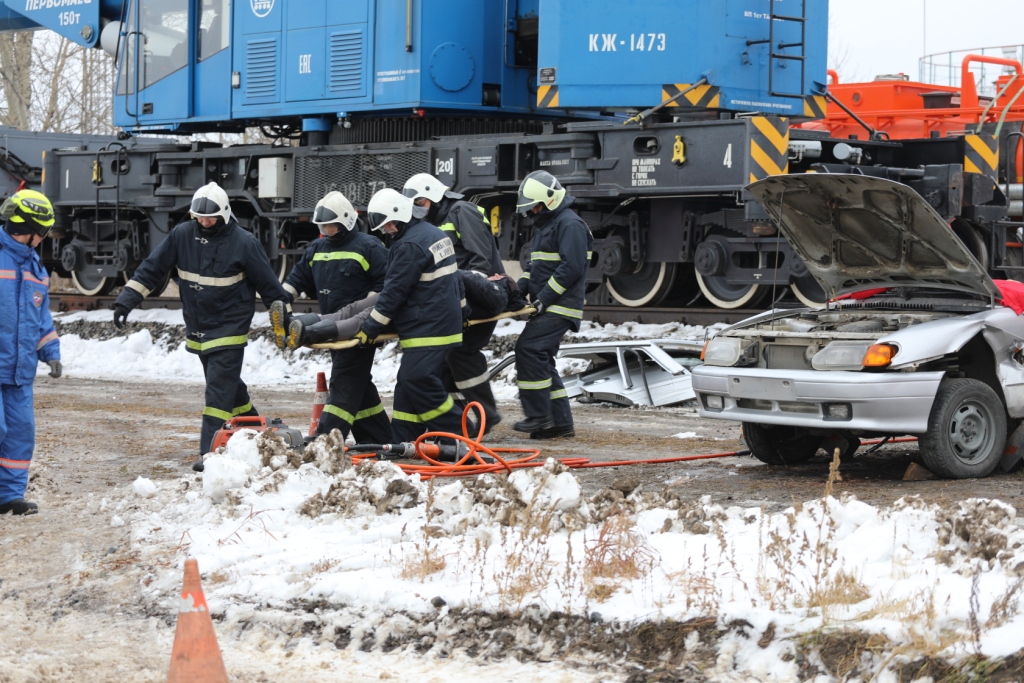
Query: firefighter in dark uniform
113 183 289 464
268 191 391 444
355 188 465 443
513 171 593 439
402 173 505 429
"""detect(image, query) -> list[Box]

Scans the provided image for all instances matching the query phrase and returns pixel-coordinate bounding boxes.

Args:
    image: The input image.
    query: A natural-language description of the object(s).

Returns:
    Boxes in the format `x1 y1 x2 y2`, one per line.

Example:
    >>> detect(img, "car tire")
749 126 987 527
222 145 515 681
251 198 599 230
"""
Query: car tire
742 422 823 466
919 378 1007 479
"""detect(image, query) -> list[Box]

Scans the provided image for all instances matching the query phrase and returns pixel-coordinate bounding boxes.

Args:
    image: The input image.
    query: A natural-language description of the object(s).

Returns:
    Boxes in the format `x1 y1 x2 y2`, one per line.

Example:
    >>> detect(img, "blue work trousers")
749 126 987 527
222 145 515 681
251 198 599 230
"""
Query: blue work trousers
0 383 35 505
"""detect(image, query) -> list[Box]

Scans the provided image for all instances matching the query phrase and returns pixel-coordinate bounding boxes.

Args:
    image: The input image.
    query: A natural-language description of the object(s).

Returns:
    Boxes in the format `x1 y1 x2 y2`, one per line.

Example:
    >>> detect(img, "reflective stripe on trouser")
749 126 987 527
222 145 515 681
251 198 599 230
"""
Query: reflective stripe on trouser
0 383 34 505
514 314 574 426
445 321 500 425
391 348 463 443
199 347 257 455
318 346 391 444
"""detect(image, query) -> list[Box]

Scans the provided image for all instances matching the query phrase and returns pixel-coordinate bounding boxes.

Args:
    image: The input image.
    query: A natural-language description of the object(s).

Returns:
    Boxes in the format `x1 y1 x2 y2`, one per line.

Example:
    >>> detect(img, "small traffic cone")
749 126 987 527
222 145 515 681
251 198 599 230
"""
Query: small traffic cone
309 371 328 437
167 559 228 683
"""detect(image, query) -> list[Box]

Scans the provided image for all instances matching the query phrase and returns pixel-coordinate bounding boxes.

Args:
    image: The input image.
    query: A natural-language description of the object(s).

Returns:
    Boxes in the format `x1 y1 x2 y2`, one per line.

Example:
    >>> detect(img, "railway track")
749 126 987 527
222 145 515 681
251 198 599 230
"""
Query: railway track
49 294 765 327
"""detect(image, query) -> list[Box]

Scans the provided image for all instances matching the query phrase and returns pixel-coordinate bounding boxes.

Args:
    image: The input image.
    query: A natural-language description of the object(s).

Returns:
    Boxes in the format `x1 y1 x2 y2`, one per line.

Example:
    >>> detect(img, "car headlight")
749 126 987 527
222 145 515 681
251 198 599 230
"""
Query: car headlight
701 337 751 367
811 341 873 371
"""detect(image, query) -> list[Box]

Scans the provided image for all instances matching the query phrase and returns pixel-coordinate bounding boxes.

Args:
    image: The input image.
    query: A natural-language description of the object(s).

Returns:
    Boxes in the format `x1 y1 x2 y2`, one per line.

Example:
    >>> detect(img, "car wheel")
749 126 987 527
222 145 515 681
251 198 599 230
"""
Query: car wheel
919 379 1007 479
742 422 824 466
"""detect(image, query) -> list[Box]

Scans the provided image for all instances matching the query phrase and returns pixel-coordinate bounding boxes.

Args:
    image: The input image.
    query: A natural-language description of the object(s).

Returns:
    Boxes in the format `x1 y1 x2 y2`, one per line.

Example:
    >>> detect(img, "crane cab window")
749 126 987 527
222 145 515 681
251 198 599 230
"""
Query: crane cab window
117 0 189 94
199 0 229 61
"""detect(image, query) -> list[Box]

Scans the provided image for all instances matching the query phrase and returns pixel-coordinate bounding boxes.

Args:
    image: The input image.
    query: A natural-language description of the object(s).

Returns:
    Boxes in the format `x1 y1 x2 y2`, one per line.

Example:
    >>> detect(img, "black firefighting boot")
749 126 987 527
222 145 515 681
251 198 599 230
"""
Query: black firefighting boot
0 498 39 515
285 314 324 351
512 414 555 433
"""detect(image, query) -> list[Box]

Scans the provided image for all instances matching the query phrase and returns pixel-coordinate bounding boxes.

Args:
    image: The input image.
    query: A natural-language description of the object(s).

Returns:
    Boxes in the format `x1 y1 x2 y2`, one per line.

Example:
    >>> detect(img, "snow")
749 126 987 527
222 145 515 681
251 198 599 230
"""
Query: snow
133 476 157 498
672 431 699 439
46 311 711 398
109 430 1024 680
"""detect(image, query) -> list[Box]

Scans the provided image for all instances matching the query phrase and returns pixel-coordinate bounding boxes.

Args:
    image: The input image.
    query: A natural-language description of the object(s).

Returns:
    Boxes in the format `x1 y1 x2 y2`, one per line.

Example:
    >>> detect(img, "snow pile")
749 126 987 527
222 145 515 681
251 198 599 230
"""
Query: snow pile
115 441 1024 678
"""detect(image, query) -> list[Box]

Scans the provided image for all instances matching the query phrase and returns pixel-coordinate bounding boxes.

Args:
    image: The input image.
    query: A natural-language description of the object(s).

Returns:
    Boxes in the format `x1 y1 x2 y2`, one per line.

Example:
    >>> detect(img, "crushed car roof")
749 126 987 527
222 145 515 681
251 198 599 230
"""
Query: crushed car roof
746 174 1000 301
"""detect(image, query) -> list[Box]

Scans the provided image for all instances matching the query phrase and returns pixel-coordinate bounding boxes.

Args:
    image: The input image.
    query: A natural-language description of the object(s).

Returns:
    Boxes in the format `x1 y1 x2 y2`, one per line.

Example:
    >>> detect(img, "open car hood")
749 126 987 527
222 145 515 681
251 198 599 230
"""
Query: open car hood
746 174 999 300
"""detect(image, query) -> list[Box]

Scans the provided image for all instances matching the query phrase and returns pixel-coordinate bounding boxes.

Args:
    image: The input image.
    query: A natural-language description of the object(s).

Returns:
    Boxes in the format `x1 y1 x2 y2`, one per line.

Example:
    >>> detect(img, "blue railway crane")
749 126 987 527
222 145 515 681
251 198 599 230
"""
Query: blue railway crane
1 1 875 309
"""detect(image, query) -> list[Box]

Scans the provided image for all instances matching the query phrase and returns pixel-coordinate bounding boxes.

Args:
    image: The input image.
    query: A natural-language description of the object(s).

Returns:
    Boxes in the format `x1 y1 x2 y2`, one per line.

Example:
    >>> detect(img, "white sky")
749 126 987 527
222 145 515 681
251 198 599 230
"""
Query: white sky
829 0 1024 84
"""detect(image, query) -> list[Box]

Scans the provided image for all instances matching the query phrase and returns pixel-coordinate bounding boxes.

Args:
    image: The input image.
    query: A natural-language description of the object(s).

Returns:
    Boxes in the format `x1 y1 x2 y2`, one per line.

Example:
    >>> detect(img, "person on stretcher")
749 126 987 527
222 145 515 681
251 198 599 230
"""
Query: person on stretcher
287 271 526 348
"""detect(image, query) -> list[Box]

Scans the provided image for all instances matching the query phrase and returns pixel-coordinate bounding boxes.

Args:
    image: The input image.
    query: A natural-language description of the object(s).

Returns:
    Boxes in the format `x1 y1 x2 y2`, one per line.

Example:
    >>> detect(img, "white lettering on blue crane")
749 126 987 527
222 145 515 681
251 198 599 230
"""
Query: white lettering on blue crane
588 33 665 53
299 54 312 75
250 0 274 18
23 0 92 10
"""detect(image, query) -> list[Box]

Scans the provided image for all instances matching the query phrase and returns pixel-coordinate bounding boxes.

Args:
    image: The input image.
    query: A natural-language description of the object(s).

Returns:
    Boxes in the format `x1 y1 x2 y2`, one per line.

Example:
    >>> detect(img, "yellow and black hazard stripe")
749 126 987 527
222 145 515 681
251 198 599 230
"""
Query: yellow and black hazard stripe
748 116 790 184
661 83 721 109
537 85 559 108
963 134 999 178
802 94 827 119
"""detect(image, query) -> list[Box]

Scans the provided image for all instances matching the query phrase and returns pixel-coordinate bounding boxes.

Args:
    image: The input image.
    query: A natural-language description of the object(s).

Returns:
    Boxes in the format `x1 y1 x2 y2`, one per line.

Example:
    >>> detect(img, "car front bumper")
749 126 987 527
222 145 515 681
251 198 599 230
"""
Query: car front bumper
691 366 945 432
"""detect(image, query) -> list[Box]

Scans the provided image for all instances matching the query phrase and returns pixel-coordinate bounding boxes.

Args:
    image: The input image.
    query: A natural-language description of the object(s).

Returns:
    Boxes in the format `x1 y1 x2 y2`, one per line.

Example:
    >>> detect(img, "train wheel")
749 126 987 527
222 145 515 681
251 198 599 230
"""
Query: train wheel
70 271 116 296
606 262 678 307
790 274 827 309
696 272 770 309
694 228 773 309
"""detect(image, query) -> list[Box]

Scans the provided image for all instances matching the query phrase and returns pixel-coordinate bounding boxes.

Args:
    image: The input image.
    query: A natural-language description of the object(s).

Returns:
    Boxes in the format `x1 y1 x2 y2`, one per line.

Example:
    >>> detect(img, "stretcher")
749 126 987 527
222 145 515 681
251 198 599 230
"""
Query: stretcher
308 307 536 350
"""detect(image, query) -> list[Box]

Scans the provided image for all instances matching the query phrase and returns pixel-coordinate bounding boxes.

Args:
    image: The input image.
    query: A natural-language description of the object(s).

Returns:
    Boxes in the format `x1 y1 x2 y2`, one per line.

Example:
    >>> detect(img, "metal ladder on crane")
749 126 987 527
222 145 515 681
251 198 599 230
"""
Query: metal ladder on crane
746 0 807 100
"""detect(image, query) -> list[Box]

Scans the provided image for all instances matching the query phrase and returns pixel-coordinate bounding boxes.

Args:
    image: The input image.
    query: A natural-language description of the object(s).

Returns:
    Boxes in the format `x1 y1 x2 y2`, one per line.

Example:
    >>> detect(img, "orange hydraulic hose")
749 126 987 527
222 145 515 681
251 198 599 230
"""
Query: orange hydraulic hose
347 404 919 479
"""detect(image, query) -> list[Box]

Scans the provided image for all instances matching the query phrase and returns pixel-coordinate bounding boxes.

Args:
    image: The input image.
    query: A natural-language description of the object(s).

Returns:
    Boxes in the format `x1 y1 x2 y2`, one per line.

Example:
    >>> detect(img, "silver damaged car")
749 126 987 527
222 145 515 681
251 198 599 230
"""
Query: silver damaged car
691 174 1024 479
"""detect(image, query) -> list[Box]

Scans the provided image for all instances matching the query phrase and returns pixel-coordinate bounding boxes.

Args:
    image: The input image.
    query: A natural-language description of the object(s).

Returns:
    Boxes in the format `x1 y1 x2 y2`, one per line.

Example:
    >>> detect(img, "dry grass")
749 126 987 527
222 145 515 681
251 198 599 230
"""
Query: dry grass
398 480 449 581
583 514 659 602
216 506 277 546
492 502 557 611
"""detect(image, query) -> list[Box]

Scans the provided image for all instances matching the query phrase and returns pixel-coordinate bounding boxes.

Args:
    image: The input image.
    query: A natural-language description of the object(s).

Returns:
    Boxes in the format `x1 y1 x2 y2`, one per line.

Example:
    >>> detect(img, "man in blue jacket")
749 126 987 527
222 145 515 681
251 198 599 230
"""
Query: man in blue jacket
356 188 465 443
113 183 289 468
514 171 593 439
0 190 62 515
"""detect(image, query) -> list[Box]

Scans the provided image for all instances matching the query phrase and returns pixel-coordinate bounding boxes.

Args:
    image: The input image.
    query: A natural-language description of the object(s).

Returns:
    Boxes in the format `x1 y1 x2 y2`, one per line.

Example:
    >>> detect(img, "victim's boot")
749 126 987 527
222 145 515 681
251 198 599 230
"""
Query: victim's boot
269 300 290 350
285 313 324 350
288 317 339 350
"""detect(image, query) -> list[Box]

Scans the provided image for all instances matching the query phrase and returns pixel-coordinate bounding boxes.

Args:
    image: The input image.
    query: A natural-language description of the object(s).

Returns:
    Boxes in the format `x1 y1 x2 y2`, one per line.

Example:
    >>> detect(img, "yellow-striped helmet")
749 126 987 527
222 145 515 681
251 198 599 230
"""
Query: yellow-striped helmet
1 189 55 237
516 170 566 215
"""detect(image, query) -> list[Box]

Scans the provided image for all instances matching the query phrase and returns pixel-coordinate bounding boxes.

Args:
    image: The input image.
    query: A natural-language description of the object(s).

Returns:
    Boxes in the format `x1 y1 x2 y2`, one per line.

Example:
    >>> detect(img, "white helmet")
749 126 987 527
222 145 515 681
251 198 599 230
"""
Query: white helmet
366 188 414 232
312 191 358 231
190 182 231 222
402 173 463 203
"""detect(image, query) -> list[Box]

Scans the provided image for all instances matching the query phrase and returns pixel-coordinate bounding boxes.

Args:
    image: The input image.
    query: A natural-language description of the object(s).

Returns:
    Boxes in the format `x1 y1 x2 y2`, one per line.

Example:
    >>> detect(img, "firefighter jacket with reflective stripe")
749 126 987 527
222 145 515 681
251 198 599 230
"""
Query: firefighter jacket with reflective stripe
360 219 464 350
283 229 387 314
516 197 593 330
435 199 505 276
0 228 60 386
116 219 288 354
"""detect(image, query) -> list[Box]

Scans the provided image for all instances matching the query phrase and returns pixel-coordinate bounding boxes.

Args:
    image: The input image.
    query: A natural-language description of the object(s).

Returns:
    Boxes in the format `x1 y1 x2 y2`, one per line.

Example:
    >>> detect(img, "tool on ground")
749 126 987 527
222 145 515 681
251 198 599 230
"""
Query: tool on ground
309 307 535 350
209 416 304 452
167 558 229 683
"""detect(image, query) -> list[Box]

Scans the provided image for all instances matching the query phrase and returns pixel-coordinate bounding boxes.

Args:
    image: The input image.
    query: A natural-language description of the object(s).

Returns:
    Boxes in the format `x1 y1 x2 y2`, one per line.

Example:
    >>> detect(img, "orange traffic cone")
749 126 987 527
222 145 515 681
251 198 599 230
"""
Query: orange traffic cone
309 371 328 437
167 559 229 683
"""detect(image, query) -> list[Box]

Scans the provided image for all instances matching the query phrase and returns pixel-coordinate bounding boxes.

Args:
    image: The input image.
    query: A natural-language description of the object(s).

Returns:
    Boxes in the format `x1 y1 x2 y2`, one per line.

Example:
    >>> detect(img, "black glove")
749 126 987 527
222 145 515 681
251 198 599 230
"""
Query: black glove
113 304 130 329
354 329 376 347
529 300 547 318
47 360 62 379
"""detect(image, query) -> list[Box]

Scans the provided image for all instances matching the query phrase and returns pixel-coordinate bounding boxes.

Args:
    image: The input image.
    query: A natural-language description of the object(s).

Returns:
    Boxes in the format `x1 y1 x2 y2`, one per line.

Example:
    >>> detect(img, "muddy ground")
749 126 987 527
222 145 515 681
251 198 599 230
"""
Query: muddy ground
2 376 1023 682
